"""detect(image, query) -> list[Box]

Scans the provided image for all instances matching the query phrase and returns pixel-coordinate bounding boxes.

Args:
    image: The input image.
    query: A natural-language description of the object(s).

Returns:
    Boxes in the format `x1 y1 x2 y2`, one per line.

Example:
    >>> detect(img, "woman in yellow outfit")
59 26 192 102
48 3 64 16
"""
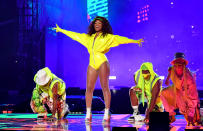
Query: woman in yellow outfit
53 16 144 123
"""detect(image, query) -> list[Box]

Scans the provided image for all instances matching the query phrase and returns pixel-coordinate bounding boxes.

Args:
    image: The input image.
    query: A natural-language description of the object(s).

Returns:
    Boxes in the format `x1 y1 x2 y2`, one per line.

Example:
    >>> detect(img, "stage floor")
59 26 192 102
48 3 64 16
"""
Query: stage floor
0 114 202 130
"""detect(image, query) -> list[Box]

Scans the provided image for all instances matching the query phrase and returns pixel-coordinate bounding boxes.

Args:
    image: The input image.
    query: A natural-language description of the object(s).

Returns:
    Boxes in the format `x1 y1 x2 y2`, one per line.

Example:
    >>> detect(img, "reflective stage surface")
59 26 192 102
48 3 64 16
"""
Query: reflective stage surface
0 114 202 130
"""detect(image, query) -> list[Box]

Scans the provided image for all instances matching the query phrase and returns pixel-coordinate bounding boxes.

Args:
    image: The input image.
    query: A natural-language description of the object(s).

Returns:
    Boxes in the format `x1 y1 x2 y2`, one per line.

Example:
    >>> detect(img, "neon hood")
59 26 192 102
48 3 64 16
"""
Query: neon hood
136 62 158 106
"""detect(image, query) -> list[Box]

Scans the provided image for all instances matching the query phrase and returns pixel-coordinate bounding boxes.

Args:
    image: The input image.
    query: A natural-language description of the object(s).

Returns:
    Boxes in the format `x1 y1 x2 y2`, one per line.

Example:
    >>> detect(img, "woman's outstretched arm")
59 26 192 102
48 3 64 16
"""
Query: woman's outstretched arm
52 24 88 48
107 34 144 48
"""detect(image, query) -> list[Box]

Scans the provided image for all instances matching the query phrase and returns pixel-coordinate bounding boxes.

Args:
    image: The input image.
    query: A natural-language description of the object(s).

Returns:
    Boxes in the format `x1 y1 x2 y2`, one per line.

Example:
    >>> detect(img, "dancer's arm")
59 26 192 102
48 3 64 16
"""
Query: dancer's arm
53 24 88 48
108 34 143 48
52 82 59 118
145 80 161 120
165 66 172 86
186 69 199 116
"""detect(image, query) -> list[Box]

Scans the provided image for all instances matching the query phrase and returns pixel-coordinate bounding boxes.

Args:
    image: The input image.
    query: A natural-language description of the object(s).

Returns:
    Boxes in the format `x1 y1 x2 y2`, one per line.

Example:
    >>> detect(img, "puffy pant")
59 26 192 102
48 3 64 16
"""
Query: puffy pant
161 85 200 123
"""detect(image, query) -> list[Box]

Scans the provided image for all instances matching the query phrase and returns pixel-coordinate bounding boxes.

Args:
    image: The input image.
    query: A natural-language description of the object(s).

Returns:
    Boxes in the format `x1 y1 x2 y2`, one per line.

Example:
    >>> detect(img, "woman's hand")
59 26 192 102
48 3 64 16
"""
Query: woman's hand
52 24 61 32
137 38 144 47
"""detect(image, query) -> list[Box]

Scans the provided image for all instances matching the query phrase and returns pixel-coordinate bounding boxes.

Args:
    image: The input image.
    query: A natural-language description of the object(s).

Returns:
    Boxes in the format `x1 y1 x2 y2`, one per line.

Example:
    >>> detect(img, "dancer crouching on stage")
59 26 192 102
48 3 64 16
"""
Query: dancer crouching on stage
52 16 144 123
161 52 201 126
30 67 69 120
128 62 163 123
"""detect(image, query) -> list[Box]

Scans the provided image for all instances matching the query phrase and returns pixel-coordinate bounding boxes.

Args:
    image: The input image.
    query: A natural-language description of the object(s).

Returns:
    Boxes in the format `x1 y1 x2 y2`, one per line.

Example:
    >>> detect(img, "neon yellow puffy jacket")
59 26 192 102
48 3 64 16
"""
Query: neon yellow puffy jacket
59 29 140 69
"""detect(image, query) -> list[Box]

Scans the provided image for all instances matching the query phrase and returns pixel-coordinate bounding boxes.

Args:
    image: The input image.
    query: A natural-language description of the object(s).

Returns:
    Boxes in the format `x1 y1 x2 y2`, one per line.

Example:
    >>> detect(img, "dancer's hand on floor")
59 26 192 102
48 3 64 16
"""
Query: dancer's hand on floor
144 118 149 124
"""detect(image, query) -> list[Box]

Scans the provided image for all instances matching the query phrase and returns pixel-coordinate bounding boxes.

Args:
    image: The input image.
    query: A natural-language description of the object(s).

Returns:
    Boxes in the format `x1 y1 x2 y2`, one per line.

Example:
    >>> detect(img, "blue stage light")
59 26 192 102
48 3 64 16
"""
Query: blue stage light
87 0 108 22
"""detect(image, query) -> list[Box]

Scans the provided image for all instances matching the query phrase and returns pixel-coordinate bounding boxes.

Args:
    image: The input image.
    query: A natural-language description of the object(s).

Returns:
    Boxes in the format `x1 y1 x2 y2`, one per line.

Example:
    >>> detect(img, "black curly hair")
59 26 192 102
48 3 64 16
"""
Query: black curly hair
87 16 113 37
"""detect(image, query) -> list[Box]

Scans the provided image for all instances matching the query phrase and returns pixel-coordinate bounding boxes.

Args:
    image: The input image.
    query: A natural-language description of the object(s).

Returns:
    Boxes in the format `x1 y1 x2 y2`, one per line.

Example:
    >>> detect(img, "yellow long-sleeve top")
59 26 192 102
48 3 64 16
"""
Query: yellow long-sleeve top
59 29 140 70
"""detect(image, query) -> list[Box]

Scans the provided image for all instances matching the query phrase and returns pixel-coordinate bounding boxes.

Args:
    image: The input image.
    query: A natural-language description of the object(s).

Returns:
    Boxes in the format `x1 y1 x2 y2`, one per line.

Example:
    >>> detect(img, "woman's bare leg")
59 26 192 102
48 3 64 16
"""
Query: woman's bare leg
99 62 111 122
129 88 139 106
85 66 98 118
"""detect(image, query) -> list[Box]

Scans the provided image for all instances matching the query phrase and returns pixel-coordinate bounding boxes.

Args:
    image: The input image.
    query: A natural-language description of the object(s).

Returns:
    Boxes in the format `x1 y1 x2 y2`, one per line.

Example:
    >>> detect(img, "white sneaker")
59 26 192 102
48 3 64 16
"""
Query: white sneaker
133 112 145 122
128 115 135 122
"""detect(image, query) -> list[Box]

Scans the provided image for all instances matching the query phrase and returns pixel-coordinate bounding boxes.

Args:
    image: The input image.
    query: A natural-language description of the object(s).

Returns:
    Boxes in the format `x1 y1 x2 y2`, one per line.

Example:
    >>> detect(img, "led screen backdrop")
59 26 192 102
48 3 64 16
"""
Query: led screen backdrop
41 0 203 89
